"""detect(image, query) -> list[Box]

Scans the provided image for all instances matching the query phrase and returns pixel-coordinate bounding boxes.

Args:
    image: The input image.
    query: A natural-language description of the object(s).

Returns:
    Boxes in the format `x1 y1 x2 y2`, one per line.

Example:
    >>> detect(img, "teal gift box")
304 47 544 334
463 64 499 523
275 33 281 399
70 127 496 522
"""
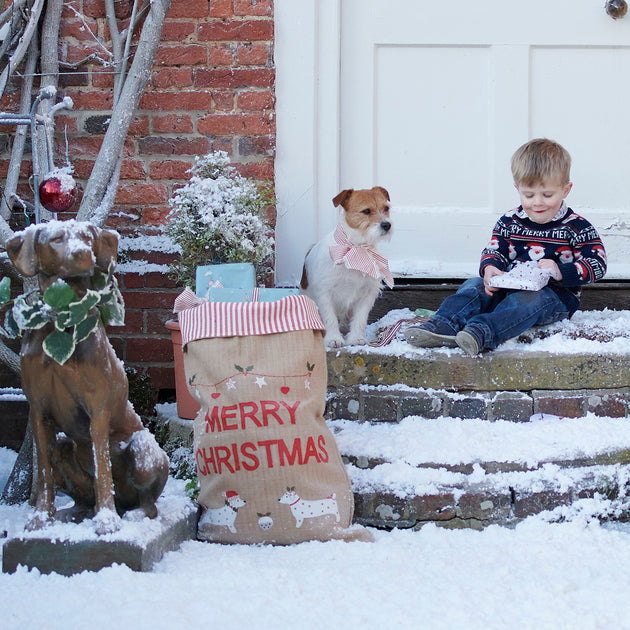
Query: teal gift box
195 263 255 298
206 287 300 302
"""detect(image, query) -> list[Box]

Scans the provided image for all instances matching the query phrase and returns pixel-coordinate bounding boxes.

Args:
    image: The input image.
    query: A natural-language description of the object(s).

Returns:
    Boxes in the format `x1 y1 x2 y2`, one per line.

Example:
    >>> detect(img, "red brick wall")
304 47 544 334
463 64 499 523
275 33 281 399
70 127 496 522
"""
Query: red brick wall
1 0 276 392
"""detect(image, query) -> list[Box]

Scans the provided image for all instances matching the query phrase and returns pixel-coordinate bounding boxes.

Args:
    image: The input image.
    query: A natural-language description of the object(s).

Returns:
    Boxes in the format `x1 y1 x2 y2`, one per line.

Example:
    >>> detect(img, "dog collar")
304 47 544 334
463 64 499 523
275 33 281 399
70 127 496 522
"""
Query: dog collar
329 224 394 288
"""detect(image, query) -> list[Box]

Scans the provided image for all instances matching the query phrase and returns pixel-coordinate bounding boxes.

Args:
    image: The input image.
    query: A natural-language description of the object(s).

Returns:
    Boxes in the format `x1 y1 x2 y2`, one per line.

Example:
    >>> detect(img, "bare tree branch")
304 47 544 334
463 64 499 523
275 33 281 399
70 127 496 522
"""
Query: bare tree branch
77 0 172 224
0 0 45 96
0 35 37 222
0 339 20 375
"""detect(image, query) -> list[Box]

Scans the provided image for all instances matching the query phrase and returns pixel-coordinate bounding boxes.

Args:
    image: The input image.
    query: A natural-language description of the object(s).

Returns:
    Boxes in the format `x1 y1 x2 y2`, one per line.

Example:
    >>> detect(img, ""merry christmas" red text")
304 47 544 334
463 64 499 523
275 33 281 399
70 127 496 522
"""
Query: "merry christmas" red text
196 434 329 475
204 400 301 433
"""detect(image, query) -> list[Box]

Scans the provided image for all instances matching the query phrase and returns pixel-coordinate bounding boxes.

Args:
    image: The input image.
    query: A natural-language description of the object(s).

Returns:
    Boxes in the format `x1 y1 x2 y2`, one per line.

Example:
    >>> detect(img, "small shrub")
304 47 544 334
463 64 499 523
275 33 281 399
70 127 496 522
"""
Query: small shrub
164 151 275 290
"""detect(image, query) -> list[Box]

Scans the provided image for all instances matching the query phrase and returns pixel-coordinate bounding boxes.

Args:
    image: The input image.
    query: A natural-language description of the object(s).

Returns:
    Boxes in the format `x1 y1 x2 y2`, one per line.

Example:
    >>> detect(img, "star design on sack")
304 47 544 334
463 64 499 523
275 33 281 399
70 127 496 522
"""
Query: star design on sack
255 376 267 388
304 379 311 390
226 378 236 390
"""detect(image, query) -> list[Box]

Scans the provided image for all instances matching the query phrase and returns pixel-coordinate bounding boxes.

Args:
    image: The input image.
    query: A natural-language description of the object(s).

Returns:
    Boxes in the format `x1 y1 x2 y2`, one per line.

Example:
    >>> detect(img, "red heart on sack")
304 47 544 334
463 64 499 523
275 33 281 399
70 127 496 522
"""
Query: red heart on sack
281 386 290 394
211 392 221 399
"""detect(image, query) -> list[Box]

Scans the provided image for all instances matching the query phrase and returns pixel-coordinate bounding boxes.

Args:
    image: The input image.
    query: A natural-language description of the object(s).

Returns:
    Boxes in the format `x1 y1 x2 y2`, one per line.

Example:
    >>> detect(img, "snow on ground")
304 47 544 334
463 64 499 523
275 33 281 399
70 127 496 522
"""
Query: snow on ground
3 310 630 628
3 438 630 628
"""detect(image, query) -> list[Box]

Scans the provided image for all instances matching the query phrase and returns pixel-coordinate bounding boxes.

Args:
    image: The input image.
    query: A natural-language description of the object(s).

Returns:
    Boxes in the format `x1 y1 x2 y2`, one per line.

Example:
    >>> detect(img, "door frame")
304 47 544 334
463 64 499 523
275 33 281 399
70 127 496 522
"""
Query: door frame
274 0 342 286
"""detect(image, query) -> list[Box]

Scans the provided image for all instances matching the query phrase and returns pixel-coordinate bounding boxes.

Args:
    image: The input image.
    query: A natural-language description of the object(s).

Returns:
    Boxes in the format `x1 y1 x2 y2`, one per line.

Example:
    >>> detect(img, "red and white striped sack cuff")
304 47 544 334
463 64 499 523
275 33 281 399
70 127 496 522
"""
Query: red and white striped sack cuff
178 294 325 345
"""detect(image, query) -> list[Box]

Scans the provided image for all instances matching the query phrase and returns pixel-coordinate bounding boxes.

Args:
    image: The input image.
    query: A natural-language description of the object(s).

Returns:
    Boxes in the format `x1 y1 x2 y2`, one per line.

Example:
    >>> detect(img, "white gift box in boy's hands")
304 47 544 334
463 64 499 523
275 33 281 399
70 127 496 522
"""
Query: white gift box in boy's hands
488 261 557 291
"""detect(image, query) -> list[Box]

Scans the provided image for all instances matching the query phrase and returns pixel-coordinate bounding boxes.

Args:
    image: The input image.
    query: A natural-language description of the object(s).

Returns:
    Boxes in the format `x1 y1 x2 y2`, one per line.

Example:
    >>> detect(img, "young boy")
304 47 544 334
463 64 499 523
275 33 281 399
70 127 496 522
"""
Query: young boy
405 138 607 356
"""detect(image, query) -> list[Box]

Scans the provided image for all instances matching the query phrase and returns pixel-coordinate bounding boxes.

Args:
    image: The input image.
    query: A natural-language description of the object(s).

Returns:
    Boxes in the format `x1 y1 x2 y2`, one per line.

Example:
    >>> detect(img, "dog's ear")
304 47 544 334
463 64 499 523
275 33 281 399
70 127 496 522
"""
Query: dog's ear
372 186 390 201
332 189 354 208
6 227 39 277
93 228 119 271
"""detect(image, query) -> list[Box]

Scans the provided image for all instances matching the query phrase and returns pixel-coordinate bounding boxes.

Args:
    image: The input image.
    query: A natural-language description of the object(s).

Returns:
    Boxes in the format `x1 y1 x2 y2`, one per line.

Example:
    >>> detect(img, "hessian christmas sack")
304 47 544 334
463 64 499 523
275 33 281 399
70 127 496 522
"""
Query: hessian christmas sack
178 294 371 544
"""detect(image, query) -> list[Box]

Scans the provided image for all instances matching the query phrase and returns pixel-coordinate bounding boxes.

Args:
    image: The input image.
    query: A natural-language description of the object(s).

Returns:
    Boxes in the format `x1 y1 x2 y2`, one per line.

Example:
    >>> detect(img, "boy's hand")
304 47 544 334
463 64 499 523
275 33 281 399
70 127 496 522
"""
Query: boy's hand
483 265 503 296
538 259 562 281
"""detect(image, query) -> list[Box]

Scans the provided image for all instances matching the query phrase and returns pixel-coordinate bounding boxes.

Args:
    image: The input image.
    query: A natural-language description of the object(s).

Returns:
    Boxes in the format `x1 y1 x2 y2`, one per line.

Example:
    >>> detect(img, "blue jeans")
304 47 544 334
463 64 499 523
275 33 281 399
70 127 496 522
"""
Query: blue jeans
427 277 569 351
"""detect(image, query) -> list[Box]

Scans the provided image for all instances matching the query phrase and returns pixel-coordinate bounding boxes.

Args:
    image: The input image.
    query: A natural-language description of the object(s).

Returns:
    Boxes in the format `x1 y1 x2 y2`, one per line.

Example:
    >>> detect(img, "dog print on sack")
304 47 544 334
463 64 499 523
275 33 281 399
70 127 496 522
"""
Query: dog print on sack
197 490 246 533
278 487 341 528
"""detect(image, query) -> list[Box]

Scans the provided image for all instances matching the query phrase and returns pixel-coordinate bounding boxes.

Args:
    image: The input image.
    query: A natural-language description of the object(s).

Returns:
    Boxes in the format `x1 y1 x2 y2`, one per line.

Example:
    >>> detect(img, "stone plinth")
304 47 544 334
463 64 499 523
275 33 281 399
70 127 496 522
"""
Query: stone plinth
2 502 198 576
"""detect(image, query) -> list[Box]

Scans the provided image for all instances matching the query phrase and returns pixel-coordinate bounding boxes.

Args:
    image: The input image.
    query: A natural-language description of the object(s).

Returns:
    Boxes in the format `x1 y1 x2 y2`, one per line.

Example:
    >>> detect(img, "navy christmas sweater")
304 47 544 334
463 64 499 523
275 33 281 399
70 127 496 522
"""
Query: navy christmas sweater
479 204 607 315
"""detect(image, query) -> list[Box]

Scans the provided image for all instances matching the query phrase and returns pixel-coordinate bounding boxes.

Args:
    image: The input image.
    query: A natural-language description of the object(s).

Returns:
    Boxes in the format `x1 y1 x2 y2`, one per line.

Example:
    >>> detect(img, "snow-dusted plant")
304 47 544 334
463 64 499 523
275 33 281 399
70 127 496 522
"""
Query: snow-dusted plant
164 151 274 289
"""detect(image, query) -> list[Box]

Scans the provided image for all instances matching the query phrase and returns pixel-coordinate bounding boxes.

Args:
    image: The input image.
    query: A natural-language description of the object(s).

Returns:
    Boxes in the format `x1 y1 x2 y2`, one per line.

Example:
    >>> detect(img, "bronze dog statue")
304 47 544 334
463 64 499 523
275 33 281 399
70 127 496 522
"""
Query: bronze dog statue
7 220 169 534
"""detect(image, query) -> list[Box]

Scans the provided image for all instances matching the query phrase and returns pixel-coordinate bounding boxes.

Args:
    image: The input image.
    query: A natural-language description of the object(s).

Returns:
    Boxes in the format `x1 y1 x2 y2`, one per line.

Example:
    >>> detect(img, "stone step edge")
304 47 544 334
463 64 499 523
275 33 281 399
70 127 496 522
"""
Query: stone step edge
326 348 630 392
343 448 630 475
326 386 630 423
351 464 628 530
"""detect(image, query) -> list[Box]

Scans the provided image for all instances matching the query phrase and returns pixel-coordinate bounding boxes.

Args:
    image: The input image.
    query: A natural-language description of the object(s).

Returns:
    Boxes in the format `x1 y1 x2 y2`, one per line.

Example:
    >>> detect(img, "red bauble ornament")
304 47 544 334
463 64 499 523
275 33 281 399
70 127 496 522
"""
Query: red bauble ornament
39 170 78 212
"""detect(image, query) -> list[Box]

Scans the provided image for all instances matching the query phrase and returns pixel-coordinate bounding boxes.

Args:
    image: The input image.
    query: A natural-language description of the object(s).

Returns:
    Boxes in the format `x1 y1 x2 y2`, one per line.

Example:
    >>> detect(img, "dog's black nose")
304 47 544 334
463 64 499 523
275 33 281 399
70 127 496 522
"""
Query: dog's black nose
381 221 391 233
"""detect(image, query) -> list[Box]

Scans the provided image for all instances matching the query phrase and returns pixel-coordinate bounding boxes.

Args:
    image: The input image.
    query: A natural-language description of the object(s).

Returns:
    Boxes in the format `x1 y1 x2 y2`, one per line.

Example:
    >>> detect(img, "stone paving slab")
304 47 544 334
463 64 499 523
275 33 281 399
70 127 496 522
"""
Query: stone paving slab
2 505 198 576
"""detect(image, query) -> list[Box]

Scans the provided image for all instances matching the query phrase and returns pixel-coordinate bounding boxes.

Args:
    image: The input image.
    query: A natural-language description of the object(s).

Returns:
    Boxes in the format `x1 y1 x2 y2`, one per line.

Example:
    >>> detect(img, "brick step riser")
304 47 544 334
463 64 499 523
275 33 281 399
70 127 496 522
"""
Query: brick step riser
326 387 630 423
352 472 624 531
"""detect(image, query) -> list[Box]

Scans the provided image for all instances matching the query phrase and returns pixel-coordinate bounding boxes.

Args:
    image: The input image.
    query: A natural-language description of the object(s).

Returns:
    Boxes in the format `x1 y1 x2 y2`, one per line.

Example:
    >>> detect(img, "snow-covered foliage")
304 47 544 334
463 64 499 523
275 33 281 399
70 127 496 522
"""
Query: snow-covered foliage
164 151 274 289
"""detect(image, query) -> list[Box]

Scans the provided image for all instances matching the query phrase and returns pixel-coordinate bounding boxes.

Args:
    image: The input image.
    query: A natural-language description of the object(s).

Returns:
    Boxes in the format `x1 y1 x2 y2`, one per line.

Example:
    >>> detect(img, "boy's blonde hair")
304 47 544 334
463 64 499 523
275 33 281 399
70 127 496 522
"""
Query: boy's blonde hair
511 138 571 187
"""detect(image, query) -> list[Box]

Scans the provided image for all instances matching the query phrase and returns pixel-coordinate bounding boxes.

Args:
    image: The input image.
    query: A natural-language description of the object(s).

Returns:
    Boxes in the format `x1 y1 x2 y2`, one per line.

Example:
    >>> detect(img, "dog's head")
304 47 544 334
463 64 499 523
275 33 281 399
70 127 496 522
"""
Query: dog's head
332 186 392 246
6 220 119 290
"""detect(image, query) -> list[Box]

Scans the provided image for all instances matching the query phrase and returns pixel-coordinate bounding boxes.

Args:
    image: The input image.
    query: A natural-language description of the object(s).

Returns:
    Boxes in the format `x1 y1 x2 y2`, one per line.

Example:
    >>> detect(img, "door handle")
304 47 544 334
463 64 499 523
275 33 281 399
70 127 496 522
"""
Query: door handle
606 0 628 19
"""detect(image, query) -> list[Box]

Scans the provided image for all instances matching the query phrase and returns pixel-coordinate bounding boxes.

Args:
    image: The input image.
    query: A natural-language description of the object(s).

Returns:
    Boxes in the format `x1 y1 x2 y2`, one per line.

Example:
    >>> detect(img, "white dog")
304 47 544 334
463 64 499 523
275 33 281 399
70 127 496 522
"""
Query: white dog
278 488 340 528
301 187 393 347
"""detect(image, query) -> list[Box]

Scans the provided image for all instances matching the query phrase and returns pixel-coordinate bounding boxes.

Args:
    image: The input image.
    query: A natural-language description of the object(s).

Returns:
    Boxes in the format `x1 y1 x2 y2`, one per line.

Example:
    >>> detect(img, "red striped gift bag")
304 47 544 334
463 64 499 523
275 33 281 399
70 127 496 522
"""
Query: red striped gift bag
178 295 372 544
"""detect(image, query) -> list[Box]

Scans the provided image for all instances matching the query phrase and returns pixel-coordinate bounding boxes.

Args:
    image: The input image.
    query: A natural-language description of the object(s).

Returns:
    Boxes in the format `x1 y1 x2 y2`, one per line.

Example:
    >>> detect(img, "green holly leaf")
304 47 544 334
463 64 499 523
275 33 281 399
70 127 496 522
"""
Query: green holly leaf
64 290 99 328
43 279 77 311
0 276 10 304
54 309 73 331
91 268 107 291
73 314 99 343
43 329 75 365
97 279 125 327
2 309 19 338
13 297 49 330
107 295 125 326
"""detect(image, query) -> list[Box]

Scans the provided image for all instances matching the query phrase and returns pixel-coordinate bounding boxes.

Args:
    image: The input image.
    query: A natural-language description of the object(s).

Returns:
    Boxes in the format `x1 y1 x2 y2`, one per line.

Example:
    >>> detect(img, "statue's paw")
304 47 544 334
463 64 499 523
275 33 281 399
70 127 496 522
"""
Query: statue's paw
93 508 122 535
142 502 158 519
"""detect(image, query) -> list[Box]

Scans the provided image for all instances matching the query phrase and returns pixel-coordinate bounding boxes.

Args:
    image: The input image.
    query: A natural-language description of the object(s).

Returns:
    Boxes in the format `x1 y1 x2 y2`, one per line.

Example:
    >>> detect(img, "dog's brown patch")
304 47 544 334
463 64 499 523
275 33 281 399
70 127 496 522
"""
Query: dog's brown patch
333 186 391 234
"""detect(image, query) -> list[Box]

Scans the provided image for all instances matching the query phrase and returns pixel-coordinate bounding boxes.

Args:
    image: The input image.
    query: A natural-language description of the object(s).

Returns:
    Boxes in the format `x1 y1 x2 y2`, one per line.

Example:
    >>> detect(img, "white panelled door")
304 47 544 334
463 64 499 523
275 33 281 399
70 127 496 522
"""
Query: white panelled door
275 0 630 285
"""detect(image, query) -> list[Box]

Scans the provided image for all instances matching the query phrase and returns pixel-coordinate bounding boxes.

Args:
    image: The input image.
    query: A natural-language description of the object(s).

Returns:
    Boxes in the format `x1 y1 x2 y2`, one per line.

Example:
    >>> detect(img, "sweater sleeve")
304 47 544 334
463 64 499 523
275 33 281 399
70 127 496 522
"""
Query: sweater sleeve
479 216 511 276
559 220 607 287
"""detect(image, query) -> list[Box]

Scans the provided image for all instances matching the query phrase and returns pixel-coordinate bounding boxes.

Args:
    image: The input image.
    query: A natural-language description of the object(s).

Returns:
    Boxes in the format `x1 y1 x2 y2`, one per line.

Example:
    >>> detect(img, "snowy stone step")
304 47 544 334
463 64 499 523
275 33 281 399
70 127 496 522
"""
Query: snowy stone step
155 406 630 530
351 462 628 530
326 310 630 424
329 415 630 473
330 415 630 529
